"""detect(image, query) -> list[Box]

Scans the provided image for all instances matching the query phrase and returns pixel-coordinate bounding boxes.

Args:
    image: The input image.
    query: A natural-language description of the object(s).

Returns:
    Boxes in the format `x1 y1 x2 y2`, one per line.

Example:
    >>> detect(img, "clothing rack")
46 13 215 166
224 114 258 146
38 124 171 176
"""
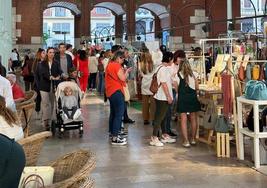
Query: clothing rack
199 38 238 84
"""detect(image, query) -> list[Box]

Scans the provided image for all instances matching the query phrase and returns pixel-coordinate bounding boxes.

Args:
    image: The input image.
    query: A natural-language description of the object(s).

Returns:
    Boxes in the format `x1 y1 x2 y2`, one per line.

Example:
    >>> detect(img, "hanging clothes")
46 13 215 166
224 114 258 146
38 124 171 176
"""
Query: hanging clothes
221 73 233 118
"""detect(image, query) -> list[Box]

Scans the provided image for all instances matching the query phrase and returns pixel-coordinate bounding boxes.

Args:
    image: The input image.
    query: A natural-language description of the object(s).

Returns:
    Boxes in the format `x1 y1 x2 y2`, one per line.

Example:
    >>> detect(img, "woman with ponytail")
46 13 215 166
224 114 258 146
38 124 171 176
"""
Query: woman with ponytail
0 95 24 141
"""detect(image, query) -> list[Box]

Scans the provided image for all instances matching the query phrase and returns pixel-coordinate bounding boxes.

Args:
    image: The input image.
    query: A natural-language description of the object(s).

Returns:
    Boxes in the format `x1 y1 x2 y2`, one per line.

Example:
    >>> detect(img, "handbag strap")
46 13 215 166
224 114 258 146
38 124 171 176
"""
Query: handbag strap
77 60 80 71
22 174 45 188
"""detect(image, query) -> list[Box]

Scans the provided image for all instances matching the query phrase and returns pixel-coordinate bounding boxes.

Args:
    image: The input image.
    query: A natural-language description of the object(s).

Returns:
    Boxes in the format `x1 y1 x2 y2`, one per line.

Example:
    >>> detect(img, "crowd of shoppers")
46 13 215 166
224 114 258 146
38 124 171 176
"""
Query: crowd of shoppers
1 42 202 149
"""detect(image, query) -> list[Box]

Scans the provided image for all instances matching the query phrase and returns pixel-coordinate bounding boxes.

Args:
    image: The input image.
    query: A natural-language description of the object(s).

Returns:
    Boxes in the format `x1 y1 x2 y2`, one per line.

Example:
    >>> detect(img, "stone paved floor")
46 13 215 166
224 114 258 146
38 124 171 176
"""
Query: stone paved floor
36 95 267 188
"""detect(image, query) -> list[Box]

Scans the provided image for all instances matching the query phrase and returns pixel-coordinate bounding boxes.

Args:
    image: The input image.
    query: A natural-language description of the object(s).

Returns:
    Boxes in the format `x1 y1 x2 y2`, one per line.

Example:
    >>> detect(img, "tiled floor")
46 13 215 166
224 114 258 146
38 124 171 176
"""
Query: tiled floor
37 95 267 188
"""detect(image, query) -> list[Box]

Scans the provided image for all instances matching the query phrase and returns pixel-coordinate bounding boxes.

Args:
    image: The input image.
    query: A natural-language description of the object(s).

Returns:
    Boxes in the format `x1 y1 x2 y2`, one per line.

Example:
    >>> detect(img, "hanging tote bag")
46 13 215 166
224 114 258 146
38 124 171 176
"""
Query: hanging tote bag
202 100 217 130
244 80 267 100
252 65 260 80
215 115 231 133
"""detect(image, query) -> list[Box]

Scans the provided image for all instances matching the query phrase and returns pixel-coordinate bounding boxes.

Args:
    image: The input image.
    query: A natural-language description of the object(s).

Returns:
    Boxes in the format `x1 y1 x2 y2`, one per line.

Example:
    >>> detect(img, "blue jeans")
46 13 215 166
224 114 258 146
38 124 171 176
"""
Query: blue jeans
98 71 105 94
108 90 125 136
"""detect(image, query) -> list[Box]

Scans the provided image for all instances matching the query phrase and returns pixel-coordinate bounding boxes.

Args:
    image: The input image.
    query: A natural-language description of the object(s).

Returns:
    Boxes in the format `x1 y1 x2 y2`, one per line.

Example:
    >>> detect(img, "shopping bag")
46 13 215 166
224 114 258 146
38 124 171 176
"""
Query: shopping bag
19 166 54 188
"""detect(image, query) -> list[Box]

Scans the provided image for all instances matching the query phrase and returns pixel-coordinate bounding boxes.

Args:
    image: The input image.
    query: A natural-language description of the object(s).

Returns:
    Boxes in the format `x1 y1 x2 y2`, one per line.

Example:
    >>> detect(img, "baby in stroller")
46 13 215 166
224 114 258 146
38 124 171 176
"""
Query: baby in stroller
53 81 83 136
62 86 79 120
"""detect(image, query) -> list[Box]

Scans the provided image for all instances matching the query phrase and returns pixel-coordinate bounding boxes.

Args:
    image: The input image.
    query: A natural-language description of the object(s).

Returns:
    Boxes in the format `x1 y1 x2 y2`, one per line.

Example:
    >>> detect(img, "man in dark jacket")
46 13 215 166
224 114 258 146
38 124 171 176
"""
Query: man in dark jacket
54 43 73 79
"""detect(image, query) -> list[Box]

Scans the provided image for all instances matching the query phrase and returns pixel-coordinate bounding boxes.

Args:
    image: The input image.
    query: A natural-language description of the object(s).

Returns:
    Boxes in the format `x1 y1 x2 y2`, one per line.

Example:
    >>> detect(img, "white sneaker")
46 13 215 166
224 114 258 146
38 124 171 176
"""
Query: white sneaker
161 135 176 143
149 137 164 147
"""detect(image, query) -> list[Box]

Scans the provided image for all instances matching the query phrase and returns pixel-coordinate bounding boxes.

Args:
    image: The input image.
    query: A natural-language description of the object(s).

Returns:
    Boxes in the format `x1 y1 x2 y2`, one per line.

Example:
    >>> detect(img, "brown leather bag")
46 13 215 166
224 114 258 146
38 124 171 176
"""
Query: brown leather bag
238 63 246 81
259 64 265 80
149 66 163 95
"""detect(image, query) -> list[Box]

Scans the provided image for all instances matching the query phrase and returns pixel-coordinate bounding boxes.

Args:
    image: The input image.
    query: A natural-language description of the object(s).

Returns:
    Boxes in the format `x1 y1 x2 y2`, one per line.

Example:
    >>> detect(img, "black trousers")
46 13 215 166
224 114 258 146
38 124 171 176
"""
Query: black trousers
88 73 97 89
0 134 25 188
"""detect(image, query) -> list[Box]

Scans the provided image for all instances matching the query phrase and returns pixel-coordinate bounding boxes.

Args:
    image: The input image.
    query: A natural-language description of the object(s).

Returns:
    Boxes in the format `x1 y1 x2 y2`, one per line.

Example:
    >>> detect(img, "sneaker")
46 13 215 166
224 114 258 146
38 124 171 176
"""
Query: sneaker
109 134 127 142
168 131 178 138
182 141 191 148
121 127 128 134
190 139 197 145
149 137 164 147
111 137 127 145
118 132 128 138
161 135 176 143
123 118 135 124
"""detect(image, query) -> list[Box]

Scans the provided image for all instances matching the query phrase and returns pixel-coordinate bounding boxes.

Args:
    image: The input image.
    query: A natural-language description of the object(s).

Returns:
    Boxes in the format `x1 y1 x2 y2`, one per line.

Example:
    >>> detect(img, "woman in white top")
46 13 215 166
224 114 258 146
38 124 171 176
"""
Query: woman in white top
88 50 98 91
175 60 200 148
0 95 23 141
150 52 176 147
139 51 155 125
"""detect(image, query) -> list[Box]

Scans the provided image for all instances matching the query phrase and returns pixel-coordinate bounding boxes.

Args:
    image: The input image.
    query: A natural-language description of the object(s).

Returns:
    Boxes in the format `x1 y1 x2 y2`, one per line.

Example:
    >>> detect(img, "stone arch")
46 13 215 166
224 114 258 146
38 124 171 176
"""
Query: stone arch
93 2 125 16
137 3 170 33
42 1 81 16
43 1 81 16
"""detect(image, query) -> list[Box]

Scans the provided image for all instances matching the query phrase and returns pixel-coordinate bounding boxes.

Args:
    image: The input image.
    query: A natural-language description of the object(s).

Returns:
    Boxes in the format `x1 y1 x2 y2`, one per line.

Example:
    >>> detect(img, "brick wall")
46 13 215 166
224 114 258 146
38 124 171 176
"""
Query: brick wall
12 0 240 48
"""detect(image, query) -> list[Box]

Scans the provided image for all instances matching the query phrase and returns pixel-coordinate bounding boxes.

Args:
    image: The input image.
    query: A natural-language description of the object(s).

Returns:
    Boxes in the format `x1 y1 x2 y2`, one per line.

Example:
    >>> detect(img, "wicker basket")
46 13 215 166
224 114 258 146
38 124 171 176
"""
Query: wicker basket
18 131 52 166
45 150 96 188
15 90 37 137
68 177 95 188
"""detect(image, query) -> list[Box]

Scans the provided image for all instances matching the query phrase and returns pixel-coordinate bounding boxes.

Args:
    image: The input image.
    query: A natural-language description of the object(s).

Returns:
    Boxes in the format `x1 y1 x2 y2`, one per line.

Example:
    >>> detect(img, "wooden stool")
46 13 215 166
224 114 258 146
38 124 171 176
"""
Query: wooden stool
216 133 230 158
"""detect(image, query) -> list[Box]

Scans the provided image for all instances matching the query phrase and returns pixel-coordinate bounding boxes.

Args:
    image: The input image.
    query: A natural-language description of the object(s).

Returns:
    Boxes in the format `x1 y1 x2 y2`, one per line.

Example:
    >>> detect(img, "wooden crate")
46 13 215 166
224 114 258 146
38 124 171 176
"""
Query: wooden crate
216 133 230 158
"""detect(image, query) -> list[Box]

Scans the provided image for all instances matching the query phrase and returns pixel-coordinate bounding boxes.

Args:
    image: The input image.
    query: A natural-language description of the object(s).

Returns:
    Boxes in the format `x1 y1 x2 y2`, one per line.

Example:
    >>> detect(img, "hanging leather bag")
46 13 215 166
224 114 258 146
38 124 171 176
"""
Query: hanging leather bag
259 64 265 80
238 62 246 81
252 65 260 80
245 80 267 100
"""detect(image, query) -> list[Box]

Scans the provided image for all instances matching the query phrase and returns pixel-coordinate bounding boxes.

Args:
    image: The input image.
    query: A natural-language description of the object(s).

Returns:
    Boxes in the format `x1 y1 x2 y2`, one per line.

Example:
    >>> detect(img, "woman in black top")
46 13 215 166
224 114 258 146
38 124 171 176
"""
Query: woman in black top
0 133 25 188
36 47 62 130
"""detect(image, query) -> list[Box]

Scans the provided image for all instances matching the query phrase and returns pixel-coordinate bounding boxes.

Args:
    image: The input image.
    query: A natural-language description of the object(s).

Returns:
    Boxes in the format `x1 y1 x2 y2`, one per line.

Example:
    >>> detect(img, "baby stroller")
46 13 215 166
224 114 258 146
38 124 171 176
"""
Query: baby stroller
51 81 83 137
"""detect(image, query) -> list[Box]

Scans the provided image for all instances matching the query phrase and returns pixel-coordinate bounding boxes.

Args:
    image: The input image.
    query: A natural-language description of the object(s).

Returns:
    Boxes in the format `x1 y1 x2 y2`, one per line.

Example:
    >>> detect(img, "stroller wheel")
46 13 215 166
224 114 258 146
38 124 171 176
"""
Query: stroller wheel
79 129 83 137
51 121 56 136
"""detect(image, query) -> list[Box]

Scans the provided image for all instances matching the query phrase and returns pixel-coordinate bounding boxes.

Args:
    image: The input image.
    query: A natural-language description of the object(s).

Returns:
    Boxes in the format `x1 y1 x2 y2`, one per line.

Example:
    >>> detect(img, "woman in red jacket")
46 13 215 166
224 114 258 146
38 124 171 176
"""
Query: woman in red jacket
73 50 89 92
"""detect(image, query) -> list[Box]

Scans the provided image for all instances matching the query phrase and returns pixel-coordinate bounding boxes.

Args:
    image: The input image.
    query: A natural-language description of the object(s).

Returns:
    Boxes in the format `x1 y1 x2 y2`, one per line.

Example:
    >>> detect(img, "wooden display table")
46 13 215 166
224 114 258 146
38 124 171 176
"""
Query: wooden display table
237 96 267 168
197 87 223 145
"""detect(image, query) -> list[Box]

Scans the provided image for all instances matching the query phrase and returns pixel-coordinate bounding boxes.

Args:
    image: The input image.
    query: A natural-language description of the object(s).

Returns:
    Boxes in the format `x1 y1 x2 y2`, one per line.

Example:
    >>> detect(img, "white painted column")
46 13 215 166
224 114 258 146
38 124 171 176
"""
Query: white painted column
0 0 13 68
227 0 233 33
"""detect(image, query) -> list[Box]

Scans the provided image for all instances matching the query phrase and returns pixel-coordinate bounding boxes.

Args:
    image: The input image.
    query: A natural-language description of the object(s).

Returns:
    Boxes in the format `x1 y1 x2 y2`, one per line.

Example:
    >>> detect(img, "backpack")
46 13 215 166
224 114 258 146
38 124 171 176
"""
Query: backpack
149 66 163 95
